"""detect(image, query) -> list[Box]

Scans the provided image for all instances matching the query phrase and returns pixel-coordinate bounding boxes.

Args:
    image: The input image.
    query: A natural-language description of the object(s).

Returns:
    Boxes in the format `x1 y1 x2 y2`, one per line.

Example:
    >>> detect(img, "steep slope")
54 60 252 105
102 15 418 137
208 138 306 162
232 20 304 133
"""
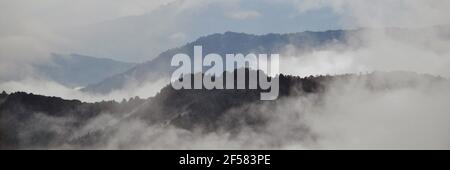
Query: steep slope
132 70 447 132
1 71 445 149
34 53 137 88
65 0 341 62
82 30 356 94
0 91 7 105
0 91 145 149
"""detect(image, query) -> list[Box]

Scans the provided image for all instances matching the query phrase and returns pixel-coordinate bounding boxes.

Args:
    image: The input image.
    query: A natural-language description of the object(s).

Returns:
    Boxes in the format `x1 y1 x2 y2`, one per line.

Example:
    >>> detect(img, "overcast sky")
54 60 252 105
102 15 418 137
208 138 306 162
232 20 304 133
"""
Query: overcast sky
0 0 449 63
0 0 342 63
1 0 450 102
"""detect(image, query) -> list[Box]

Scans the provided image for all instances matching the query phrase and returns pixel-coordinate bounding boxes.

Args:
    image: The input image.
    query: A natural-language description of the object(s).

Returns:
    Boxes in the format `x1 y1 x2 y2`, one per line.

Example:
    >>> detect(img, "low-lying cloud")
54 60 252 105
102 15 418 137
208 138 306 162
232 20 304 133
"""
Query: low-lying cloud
10 72 449 150
1 0 450 150
0 78 168 102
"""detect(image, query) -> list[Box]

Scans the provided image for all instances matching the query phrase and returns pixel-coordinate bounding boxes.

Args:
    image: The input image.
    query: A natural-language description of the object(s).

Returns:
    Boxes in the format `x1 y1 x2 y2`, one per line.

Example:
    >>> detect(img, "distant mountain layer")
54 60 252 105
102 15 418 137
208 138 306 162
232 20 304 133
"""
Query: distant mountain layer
82 30 358 94
0 71 444 149
34 54 137 88
66 0 341 62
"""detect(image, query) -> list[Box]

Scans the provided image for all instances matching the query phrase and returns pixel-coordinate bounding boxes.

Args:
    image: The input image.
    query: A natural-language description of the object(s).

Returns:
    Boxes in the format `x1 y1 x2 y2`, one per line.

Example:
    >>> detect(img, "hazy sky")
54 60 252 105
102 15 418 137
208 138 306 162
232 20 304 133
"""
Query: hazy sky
0 0 343 63
0 0 449 78
1 0 450 149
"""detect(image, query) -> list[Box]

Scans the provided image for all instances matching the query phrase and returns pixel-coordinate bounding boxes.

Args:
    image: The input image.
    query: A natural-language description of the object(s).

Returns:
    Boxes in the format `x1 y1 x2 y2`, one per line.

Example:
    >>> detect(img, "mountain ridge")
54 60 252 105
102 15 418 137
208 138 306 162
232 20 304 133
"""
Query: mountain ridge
34 53 137 88
1 70 445 149
82 29 358 94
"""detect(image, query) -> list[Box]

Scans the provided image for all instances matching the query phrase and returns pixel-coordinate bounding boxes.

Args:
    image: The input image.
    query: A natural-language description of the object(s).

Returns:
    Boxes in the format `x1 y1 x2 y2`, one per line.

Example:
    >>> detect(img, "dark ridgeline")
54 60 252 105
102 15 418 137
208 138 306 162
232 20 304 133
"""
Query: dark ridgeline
0 70 445 149
133 69 330 131
0 91 6 99
0 91 7 105
82 30 359 94
0 91 146 149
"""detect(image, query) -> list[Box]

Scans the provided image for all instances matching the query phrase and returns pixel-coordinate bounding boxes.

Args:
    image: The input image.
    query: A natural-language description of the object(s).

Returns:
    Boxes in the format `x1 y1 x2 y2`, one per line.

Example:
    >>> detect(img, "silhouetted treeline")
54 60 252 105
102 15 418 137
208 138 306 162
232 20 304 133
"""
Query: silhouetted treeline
0 70 445 149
